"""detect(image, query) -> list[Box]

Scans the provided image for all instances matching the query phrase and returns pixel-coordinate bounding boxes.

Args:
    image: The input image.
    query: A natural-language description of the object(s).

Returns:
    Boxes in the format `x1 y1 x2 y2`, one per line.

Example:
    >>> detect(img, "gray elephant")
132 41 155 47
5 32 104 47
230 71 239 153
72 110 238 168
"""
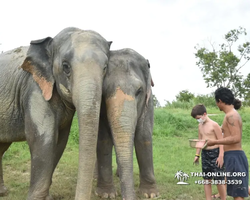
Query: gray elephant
96 49 158 199
0 27 111 200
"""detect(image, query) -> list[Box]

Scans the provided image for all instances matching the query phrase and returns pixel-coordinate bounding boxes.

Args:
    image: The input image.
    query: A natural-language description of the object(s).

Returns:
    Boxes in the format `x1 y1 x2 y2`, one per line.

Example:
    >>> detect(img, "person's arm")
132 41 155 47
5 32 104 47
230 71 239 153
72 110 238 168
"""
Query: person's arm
214 123 224 155
208 114 241 146
218 144 224 157
193 126 202 165
214 123 224 168
195 126 202 155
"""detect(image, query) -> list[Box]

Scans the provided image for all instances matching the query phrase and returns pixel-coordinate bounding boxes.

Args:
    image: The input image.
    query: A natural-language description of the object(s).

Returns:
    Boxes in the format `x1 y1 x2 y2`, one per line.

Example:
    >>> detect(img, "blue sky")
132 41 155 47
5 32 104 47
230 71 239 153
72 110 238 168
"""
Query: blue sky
1 0 250 105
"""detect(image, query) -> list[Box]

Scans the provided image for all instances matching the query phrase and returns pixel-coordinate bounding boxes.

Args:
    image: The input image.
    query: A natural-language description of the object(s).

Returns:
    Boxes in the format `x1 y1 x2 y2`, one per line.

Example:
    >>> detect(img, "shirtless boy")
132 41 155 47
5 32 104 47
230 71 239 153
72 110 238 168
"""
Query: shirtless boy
206 87 249 200
191 104 226 200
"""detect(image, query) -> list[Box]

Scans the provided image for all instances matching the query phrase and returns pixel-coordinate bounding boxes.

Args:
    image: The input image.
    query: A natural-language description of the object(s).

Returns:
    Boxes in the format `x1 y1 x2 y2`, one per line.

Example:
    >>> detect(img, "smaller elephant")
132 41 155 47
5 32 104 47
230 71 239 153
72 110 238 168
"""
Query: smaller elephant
96 49 159 199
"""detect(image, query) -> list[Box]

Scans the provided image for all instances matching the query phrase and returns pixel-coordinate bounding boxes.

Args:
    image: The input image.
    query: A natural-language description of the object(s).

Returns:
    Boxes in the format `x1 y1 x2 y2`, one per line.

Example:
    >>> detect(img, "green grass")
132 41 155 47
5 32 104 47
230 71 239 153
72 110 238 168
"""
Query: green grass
1 107 250 199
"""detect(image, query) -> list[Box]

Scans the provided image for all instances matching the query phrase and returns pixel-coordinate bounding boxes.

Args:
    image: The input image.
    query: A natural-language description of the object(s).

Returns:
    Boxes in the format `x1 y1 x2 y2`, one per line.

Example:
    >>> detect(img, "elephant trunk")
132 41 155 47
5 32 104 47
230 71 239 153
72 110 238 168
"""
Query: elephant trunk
72 65 103 200
106 87 137 200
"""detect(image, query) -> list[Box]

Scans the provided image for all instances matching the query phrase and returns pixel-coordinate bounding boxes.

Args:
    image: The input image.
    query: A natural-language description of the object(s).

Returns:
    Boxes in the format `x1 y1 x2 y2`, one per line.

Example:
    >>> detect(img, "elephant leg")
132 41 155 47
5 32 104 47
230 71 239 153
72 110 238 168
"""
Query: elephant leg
25 114 56 200
96 108 117 199
135 112 159 198
52 127 71 170
27 115 72 200
135 131 159 198
27 127 70 200
0 142 11 196
93 160 98 180
27 137 55 200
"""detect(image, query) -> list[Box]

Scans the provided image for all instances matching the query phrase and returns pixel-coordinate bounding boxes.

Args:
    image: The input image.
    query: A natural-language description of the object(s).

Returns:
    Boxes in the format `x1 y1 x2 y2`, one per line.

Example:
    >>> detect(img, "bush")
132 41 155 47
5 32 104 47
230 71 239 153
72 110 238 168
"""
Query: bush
153 108 197 137
164 100 195 109
175 90 195 102
164 93 218 109
194 94 217 108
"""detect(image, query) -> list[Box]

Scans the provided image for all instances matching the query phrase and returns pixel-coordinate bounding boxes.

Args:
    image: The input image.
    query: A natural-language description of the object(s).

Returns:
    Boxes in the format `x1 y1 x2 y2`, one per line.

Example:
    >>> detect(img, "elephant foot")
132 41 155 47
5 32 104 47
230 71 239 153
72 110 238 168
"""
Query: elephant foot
45 195 54 200
28 194 53 200
93 169 98 180
115 167 119 177
0 184 8 197
93 162 98 180
139 184 159 198
95 186 117 199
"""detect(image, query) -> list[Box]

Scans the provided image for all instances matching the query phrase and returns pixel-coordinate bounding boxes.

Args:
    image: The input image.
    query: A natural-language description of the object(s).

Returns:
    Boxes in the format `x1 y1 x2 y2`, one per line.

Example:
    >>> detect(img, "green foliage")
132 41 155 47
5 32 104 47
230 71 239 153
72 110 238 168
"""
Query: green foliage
175 90 195 102
69 115 79 144
152 94 161 108
165 91 217 109
3 142 29 162
153 108 197 137
195 27 250 99
2 107 250 199
243 73 250 106
239 107 250 140
153 107 250 139
193 93 217 108
164 99 195 109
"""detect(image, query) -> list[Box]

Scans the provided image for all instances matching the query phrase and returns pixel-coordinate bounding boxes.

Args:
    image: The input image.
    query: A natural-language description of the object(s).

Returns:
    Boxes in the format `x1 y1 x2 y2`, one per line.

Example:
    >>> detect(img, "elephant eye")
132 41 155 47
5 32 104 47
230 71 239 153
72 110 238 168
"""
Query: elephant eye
136 87 143 96
103 64 108 75
103 65 107 71
62 62 71 76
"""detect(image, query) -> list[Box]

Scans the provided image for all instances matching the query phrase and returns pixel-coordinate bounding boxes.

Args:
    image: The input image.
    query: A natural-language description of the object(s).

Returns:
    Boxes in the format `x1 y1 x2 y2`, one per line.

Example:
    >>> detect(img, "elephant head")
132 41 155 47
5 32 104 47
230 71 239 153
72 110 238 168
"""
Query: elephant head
102 49 154 199
21 27 111 200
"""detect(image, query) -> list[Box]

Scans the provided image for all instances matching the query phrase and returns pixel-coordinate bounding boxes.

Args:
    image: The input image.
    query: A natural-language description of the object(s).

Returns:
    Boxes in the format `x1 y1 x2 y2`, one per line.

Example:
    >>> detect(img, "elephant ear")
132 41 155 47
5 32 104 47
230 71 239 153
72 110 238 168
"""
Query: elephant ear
21 37 54 101
146 59 154 107
108 41 113 48
147 60 154 87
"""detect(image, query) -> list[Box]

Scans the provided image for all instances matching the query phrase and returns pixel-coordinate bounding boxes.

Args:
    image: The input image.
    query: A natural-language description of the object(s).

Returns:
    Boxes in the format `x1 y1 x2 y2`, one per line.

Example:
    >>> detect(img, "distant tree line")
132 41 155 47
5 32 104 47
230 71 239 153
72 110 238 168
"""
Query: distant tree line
163 89 250 109
153 94 161 108
164 90 218 109
153 90 222 109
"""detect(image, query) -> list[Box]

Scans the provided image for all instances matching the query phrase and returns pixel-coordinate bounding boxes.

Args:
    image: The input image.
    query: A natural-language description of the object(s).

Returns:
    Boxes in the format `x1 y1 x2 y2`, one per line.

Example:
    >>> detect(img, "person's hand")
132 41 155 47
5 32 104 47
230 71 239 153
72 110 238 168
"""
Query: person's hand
216 156 224 168
207 140 216 146
193 156 199 165
195 140 207 148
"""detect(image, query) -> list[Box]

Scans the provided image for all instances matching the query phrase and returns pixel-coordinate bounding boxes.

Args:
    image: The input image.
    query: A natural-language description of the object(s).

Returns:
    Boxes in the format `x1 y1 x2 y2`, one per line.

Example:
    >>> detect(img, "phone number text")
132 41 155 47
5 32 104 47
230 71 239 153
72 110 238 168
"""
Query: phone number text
194 179 242 185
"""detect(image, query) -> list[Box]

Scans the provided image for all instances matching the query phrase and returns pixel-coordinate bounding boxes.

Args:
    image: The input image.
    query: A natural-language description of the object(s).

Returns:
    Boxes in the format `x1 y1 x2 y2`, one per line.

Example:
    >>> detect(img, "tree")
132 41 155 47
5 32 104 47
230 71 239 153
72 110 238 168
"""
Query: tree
243 73 250 105
194 93 217 108
175 90 195 102
195 27 250 98
153 94 161 108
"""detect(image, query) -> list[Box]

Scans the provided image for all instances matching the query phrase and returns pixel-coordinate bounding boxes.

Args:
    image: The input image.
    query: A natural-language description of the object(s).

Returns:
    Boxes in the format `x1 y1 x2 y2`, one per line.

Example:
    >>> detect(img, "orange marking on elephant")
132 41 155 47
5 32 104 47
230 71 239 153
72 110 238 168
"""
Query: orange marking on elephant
106 87 134 119
21 59 53 101
33 74 53 101
106 87 134 143
144 141 151 146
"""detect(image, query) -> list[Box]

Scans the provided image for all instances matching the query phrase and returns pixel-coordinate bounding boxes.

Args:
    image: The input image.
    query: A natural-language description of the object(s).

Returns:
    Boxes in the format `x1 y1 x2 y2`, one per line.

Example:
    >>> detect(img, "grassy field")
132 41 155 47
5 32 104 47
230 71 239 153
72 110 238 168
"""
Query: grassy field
1 107 250 200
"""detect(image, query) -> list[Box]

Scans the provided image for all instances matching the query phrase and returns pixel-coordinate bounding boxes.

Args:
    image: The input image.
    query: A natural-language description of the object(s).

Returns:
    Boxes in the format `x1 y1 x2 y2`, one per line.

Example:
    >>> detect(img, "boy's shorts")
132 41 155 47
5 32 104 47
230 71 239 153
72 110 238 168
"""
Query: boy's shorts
201 148 225 180
224 150 249 198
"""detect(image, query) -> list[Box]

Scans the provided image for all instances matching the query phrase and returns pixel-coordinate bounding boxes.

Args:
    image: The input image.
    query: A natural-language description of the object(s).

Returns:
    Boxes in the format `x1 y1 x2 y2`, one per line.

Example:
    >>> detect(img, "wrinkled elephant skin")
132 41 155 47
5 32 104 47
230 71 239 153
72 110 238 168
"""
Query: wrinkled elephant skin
0 27 111 200
96 49 159 199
